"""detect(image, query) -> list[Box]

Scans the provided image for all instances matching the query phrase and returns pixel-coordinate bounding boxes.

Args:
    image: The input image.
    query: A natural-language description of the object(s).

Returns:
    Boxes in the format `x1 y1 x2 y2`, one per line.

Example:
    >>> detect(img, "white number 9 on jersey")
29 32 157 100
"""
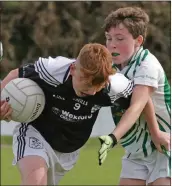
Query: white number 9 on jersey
73 103 81 110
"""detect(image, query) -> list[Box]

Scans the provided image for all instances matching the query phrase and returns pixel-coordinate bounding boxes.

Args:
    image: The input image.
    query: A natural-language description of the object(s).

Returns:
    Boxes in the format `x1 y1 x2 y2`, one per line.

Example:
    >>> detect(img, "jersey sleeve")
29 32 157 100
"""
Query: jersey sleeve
108 73 133 103
19 56 75 87
19 63 39 79
134 59 159 89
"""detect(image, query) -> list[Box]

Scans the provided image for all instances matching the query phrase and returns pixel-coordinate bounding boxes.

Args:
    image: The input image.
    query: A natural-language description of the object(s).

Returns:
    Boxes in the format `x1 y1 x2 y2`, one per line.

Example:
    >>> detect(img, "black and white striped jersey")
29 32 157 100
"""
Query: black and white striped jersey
19 56 133 153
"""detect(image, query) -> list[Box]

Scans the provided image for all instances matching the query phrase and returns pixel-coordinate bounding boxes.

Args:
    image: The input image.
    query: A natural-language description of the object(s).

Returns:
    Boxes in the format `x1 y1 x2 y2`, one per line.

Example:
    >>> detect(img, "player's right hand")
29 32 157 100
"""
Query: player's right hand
98 134 117 165
0 100 12 121
151 130 170 153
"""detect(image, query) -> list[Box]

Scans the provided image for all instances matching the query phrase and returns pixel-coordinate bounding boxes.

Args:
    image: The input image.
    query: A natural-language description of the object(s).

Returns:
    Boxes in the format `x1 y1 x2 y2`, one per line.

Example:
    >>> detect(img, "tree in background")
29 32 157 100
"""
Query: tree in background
0 1 170 82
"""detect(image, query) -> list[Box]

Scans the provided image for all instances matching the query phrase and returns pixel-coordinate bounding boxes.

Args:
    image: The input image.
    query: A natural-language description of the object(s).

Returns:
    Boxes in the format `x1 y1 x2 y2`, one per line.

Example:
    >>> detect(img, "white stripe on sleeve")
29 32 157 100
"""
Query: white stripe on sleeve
108 73 133 103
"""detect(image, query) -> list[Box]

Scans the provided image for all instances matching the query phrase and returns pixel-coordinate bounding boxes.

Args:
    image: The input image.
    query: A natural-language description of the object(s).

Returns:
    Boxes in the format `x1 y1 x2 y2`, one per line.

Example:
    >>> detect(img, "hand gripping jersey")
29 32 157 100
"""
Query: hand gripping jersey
19 56 133 153
112 47 171 158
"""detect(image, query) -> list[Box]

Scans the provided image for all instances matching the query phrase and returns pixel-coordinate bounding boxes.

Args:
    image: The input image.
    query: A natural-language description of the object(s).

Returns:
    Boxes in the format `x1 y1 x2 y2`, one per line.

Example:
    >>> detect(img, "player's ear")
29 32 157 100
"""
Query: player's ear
135 35 143 47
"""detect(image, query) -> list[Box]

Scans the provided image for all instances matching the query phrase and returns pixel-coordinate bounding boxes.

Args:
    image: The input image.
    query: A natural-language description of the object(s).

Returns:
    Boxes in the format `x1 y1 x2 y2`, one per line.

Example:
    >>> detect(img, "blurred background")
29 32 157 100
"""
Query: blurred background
0 1 171 80
0 1 171 185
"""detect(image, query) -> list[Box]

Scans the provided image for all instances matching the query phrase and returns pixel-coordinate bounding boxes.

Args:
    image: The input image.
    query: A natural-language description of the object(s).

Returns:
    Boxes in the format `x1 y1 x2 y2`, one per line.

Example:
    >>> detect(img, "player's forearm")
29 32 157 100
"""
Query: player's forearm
111 85 155 141
112 102 146 141
142 98 159 136
1 69 19 90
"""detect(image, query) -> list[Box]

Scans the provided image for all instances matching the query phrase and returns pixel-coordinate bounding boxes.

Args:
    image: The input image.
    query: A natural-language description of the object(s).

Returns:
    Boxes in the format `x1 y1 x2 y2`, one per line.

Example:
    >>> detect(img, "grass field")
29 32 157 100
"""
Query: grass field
1 136 124 185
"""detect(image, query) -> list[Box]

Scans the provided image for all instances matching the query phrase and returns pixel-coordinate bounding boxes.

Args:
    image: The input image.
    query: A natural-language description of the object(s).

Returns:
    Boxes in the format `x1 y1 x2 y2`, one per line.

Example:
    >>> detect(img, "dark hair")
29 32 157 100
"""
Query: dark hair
104 7 149 45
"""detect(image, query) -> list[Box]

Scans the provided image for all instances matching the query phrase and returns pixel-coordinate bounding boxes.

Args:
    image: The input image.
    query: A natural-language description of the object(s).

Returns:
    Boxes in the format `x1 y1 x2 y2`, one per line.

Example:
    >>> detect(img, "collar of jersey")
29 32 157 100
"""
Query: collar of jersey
128 46 144 65
63 75 73 87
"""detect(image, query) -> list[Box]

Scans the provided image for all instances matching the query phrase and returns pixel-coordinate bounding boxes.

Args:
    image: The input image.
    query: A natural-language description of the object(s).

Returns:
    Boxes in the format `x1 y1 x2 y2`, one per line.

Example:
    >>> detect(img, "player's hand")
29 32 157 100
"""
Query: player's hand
98 134 117 165
0 100 12 121
151 130 170 153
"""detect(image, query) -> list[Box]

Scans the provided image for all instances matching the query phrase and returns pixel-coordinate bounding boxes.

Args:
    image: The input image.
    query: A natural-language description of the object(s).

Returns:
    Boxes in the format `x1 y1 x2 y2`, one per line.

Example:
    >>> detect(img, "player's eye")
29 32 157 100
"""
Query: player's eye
117 38 124 41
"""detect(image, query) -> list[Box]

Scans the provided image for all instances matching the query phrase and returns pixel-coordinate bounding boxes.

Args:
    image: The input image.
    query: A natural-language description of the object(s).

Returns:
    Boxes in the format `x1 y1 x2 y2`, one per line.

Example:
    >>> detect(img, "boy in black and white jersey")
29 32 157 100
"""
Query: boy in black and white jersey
0 43 133 185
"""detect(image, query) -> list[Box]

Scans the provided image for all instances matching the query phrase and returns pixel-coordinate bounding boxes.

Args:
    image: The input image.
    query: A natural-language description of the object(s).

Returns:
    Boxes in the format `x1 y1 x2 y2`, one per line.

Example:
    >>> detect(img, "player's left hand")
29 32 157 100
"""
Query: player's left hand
151 130 170 153
0 100 12 121
98 134 117 165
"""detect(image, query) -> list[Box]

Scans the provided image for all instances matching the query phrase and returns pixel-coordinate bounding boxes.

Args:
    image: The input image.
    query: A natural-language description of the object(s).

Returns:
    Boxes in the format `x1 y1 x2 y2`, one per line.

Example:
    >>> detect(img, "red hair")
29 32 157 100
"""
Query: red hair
77 43 115 87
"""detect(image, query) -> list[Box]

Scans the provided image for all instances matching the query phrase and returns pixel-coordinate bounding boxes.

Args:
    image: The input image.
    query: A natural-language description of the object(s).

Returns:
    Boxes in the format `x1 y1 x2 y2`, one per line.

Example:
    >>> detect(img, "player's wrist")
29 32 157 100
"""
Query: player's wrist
150 129 161 139
108 133 117 147
152 128 161 135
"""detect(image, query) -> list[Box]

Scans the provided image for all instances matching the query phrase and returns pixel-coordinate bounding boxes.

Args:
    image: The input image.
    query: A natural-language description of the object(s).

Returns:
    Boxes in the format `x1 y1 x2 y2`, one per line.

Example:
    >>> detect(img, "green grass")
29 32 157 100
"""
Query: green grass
1 135 13 145
1 136 124 185
1 147 20 185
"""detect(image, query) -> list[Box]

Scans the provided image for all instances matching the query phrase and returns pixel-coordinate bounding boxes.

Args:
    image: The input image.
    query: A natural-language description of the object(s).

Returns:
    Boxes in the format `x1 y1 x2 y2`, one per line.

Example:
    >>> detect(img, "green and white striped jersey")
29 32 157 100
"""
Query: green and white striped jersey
111 47 171 159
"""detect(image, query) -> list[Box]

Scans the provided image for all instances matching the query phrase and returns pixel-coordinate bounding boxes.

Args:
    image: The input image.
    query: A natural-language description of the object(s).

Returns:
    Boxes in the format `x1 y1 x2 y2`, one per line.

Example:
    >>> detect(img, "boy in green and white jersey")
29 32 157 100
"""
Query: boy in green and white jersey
112 47 170 158
98 7 171 185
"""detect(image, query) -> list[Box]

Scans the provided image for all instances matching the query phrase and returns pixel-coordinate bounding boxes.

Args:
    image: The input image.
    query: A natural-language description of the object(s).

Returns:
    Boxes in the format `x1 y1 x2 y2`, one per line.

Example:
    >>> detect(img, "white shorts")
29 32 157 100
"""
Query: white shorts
120 150 171 184
12 123 80 185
